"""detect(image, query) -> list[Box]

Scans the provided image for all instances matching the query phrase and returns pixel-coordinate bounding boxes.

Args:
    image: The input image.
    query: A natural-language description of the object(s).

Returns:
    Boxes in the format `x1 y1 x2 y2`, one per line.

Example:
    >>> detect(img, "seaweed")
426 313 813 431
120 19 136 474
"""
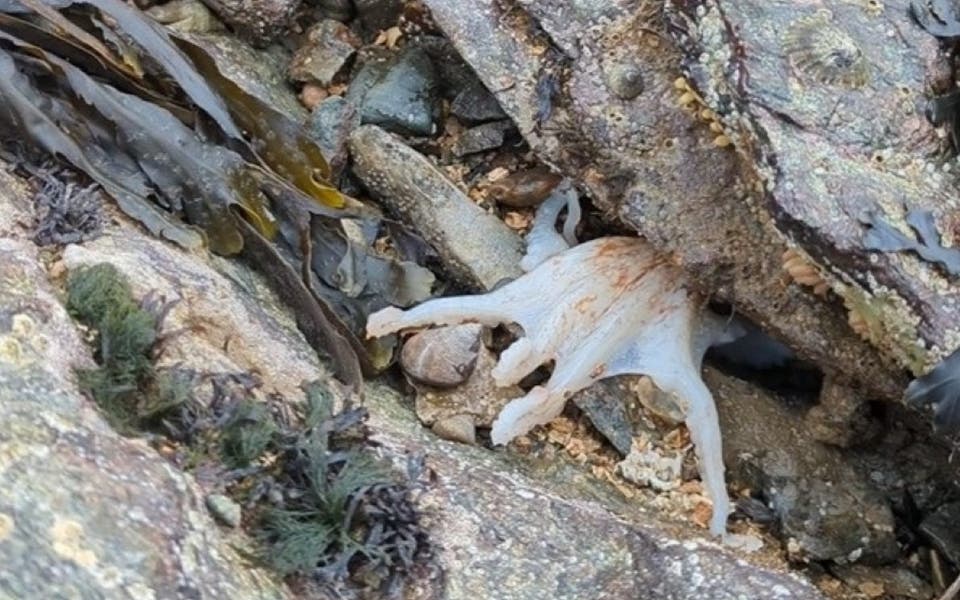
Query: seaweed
905 347 960 431
860 208 960 278
66 263 185 430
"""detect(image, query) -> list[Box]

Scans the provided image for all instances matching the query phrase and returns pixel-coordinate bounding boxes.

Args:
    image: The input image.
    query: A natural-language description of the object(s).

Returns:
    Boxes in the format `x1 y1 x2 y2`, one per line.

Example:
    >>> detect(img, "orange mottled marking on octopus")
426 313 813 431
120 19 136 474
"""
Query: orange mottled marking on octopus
574 294 598 313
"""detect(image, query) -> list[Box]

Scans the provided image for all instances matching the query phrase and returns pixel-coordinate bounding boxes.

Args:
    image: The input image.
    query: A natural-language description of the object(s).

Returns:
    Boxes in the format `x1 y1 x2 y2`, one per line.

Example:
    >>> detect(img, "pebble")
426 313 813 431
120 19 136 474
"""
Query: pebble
401 324 482 387
289 19 361 86
452 120 515 156
451 79 508 123
487 167 563 208
431 414 477 444
308 96 360 179
205 494 241 528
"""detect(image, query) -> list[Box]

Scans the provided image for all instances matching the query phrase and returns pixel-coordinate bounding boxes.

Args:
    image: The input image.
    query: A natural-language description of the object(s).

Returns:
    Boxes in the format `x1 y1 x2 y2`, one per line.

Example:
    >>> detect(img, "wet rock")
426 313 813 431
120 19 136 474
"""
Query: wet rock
830 564 932 600
348 47 440 136
288 19 361 86
413 342 520 431
307 96 360 179
349 124 524 289
451 79 509 123
0 171 292 599
354 0 402 36
451 120 514 156
199 0 298 45
206 494 242 528
919 501 960 565
400 323 482 387
710 369 899 564
315 0 352 22
488 166 563 208
570 378 636 456
430 414 476 444
806 377 882 448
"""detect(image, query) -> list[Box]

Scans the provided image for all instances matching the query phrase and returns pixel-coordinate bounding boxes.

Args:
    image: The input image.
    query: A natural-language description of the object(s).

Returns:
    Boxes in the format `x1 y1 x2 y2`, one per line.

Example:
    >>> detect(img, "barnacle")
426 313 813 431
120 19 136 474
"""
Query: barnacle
782 248 830 297
784 10 870 89
674 77 735 148
367 229 745 536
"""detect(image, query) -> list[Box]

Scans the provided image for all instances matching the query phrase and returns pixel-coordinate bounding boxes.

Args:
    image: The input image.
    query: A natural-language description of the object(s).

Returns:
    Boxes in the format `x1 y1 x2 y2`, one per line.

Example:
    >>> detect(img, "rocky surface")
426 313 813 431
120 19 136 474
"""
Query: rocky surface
348 47 441 136
288 19 361 86
420 0 912 403
198 0 299 45
0 162 829 598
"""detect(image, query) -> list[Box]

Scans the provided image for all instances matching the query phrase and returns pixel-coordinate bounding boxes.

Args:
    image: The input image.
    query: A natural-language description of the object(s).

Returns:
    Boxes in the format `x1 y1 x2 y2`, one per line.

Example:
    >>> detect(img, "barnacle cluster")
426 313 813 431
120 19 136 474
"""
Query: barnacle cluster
782 248 830 297
784 10 870 89
674 76 732 148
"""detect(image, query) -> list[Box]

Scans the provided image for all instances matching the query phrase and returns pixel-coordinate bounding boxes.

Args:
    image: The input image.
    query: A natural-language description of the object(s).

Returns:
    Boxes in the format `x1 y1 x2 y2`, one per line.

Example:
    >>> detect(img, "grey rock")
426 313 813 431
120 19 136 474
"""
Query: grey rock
430 414 476 444
349 124 524 289
452 120 514 156
920 501 960 566
400 324 482 387
199 0 299 45
831 564 932 600
350 47 440 136
411 35 478 98
710 369 899 564
0 169 292 599
206 494 242 528
451 79 509 123
308 96 361 179
805 377 881 448
571 378 637 456
288 19 361 86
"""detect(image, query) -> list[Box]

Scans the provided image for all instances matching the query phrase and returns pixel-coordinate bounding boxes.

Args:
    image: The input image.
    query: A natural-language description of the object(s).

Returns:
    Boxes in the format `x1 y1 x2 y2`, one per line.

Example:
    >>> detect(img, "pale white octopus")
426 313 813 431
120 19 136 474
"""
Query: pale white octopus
367 184 744 537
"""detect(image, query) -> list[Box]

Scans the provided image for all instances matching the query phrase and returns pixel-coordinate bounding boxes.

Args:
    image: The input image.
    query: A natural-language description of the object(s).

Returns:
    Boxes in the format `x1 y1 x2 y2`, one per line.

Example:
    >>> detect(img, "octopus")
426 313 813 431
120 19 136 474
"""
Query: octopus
367 188 745 537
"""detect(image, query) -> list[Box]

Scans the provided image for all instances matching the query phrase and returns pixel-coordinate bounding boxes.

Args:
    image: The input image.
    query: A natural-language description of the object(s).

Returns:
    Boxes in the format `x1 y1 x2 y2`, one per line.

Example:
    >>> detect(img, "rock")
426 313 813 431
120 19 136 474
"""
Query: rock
400 324 482 387
413 342 520 430
451 79 509 123
288 19 361 86
919 501 960 566
451 120 514 156
307 96 361 179
430 414 476 444
487 166 563 208
831 564 933 600
420 0 909 407
354 0 402 36
570 378 637 456
411 35 479 99
198 0 299 45
315 0 352 22
709 369 899 564
206 494 242 528
617 443 684 492
349 47 440 136
146 0 225 34
0 171 292 599
349 124 524 289
805 377 881 448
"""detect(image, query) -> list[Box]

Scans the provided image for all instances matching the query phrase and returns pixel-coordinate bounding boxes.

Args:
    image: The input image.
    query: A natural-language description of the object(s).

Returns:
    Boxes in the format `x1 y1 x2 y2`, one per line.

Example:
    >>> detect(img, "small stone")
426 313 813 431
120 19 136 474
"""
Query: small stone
307 96 360 179
205 494 241 528
806 377 881 448
299 83 328 110
452 120 514 156
920 501 960 565
451 79 508 123
198 0 297 45
605 62 645 100
350 47 441 136
401 324 482 387
354 0 402 36
289 19 361 86
431 414 477 444
487 167 562 208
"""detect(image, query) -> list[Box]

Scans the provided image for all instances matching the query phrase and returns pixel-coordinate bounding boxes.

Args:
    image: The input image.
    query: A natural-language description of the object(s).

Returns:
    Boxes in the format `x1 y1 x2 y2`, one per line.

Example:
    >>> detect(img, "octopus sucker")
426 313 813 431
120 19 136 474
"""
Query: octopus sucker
784 10 870 89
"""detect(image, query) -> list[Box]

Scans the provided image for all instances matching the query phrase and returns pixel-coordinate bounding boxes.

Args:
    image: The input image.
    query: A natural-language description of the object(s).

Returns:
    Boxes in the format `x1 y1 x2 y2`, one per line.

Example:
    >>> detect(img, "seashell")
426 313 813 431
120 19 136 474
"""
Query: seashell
784 10 869 89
